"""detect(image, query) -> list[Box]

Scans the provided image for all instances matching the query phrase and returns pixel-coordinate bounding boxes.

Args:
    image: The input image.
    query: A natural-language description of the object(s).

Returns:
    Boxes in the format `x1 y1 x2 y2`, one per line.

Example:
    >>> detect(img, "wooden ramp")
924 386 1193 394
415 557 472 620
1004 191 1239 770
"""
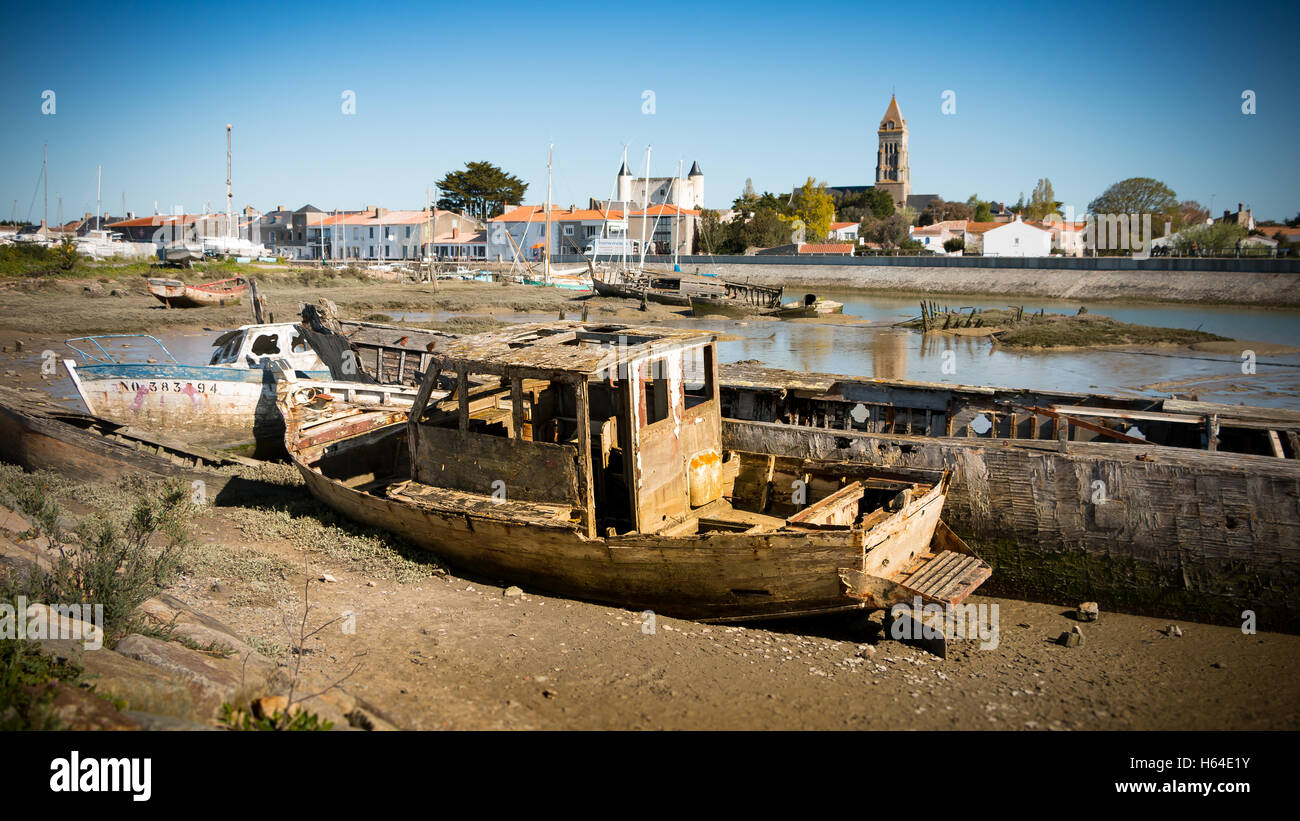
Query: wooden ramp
897 550 991 606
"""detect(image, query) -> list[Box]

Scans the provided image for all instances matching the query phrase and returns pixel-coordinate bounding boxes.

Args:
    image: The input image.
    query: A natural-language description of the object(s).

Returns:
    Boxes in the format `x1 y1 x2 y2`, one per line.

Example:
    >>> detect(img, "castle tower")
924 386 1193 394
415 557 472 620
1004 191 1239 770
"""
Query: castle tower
616 159 633 203
875 95 910 209
687 160 703 209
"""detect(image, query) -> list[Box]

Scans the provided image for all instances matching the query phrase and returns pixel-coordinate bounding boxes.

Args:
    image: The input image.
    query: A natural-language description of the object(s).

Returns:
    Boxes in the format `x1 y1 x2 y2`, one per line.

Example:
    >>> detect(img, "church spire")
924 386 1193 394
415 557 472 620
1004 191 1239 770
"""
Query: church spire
879 94 905 131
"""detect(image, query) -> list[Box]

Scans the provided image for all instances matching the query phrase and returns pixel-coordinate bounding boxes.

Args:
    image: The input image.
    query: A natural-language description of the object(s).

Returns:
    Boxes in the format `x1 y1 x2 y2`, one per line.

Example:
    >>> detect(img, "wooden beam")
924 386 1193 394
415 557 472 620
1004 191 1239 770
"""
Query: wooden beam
1207 414 1219 452
1267 430 1285 459
457 366 470 432
405 365 441 481
575 379 596 538
1034 406 1146 444
510 377 525 440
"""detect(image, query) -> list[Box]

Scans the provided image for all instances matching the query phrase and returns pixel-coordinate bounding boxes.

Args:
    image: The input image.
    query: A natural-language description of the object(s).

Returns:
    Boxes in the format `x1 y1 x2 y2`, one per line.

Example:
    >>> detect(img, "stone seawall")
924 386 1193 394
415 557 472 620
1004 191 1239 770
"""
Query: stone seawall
633 261 1300 306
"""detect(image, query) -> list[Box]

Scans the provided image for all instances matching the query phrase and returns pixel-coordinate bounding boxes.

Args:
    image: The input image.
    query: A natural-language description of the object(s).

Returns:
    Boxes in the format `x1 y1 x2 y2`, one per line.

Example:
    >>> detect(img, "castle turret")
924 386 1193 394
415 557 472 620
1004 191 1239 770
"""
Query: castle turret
687 161 703 209
617 159 633 203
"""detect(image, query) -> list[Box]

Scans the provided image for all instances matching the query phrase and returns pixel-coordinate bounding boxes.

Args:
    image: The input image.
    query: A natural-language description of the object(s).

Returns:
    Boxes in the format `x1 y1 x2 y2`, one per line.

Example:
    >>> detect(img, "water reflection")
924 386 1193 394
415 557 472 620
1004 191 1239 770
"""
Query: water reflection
872 330 908 379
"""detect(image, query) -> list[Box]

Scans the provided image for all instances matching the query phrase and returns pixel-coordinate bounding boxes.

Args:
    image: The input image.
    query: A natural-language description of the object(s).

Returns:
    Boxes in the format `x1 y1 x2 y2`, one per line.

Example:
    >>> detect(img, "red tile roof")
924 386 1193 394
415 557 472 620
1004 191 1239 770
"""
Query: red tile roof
797 242 853 254
829 221 857 231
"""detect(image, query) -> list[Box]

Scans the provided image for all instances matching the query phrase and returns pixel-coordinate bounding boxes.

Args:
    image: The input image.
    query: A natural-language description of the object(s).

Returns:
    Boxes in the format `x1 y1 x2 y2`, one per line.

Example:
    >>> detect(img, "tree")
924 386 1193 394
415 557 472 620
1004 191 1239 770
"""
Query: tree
1174 221 1247 255
435 161 528 221
865 213 910 250
742 178 757 200
918 198 972 226
966 194 993 223
1088 177 1177 216
943 236 965 253
790 178 835 241
740 209 791 249
1025 178 1061 221
898 205 919 226
865 188 895 219
1175 200 1210 231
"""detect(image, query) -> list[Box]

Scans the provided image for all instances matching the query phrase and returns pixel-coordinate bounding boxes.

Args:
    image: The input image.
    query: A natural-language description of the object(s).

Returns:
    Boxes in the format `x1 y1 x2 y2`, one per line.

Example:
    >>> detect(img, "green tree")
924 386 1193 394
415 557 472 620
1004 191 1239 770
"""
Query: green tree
1088 177 1177 216
865 213 910 250
918 198 972 226
436 161 528 221
1174 221 1247 255
966 194 993 223
1025 178 1061 221
790 178 835 240
865 188 895 219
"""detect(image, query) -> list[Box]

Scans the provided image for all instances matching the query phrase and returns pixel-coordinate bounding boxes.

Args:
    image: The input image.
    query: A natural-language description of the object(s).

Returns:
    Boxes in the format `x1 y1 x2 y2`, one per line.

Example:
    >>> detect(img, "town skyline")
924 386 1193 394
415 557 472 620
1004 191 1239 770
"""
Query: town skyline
2 0 1296 223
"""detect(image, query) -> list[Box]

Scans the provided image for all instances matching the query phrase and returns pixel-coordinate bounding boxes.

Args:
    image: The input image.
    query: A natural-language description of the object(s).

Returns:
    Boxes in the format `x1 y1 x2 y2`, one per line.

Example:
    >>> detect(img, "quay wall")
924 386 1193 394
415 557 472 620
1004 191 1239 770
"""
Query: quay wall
722 419 1300 632
552 254 1300 306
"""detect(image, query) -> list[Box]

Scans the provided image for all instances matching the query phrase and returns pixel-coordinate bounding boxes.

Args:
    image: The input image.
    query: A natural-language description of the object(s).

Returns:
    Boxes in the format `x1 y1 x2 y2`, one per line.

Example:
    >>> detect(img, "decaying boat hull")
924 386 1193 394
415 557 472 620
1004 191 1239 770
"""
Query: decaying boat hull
283 371 987 623
0 387 240 493
147 276 248 308
64 360 292 444
723 418 1300 631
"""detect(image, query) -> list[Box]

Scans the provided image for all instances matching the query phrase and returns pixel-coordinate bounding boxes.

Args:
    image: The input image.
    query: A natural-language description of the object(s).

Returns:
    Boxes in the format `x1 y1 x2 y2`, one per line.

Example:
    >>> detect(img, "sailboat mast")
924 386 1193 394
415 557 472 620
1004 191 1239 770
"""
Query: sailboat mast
544 142 552 285
96 164 102 230
640 145 651 267
42 143 48 230
674 158 682 267
225 124 233 241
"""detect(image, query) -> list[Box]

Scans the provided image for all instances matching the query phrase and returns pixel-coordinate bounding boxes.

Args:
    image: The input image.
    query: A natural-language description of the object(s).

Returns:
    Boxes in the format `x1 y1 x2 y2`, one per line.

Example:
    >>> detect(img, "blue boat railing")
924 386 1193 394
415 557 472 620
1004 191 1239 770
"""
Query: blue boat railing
65 334 180 365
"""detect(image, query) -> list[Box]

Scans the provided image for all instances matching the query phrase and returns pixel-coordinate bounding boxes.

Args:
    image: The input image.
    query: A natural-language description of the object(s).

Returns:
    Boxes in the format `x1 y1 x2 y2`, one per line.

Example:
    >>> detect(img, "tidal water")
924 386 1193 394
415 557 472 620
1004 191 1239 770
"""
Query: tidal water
45 293 1300 411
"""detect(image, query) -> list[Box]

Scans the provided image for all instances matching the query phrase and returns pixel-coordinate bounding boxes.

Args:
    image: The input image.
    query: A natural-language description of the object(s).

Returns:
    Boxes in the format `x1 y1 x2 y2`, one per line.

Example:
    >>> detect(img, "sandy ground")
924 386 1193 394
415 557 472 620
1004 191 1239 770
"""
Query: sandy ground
160 496 1300 731
2 271 1299 730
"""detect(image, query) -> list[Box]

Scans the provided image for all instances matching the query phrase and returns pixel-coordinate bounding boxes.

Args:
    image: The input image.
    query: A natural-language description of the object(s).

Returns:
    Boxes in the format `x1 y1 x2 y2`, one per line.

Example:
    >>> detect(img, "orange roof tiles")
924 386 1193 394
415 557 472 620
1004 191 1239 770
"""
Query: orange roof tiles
797 243 853 254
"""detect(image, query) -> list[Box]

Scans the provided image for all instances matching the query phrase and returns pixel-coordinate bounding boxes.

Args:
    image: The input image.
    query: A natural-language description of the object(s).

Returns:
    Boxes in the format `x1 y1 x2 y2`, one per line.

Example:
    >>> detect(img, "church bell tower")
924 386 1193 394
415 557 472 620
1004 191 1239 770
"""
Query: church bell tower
875 95 910 209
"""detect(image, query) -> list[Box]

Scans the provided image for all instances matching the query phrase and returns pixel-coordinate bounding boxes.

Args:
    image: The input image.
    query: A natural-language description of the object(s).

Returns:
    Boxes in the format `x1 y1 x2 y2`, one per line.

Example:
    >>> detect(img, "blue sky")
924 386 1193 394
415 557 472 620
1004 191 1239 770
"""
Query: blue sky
2 0 1296 222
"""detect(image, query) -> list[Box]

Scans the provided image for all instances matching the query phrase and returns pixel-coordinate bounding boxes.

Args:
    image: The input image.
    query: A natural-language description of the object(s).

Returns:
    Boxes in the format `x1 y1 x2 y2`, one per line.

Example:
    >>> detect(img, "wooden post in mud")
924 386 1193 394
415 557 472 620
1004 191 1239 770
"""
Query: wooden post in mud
1206 415 1219 451
920 301 929 332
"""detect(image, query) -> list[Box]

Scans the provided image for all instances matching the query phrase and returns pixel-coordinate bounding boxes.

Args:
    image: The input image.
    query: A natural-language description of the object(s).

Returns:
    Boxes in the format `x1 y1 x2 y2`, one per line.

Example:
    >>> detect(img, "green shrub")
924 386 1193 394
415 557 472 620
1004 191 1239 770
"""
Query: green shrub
0 474 196 641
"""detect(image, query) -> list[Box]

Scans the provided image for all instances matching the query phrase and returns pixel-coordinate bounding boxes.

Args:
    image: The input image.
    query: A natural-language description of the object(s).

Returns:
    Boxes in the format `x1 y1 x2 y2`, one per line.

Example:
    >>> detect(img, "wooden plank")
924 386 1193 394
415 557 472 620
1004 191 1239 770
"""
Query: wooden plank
1034 406 1146 444
575 379 596 538
1267 430 1285 459
457 366 470 432
510 377 525 440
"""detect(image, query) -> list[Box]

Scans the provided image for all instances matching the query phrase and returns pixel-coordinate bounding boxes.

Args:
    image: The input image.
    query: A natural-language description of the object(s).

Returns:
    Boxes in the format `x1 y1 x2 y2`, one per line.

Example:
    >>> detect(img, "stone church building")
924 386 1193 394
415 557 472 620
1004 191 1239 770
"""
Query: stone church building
830 95 937 214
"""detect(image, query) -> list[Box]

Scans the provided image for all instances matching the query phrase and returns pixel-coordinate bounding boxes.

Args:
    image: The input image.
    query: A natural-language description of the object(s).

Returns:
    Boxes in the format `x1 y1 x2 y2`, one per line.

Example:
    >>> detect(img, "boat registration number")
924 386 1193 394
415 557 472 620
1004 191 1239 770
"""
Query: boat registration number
124 381 220 394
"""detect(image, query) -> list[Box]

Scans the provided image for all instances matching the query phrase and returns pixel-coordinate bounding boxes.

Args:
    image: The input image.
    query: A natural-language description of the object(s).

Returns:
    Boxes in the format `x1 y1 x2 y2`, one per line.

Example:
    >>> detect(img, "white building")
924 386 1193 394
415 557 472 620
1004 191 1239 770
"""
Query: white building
909 219 967 254
614 159 704 210
306 208 482 261
828 221 859 241
966 216 1051 257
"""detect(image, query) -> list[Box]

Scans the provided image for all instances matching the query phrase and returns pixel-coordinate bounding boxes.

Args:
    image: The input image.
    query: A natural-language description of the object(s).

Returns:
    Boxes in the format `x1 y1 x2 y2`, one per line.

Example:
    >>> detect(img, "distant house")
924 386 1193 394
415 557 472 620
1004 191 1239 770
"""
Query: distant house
1259 226 1300 244
909 219 967 254
305 208 482 261
1215 202 1256 231
828 221 859 241
965 216 1051 256
1033 219 1087 256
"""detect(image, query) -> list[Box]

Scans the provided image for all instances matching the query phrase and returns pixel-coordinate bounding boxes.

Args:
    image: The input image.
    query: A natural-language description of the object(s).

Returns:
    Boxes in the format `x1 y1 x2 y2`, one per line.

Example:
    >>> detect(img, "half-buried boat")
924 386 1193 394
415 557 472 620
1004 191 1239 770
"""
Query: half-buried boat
278 321 990 621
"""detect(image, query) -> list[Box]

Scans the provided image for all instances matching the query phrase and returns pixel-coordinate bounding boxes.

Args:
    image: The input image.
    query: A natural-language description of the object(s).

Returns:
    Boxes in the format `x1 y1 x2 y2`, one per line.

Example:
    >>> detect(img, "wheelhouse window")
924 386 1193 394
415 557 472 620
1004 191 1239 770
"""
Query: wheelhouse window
682 345 714 410
641 359 671 426
209 330 245 365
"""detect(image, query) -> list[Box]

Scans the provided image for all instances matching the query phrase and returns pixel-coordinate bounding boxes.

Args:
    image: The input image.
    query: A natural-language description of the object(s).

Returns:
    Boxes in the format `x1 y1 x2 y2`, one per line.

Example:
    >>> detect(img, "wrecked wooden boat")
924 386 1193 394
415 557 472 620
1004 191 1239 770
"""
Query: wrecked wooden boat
770 294 844 319
147 275 248 307
717 362 1300 631
687 282 785 318
279 322 989 621
0 384 252 493
62 324 333 448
